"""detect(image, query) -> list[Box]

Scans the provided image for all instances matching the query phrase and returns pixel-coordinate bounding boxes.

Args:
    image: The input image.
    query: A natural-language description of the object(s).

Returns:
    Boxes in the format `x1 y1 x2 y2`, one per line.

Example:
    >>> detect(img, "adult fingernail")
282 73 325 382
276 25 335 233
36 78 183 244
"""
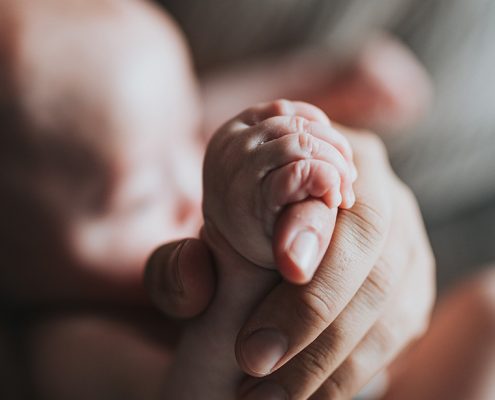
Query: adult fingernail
166 240 188 294
288 231 319 280
241 382 288 400
241 329 288 376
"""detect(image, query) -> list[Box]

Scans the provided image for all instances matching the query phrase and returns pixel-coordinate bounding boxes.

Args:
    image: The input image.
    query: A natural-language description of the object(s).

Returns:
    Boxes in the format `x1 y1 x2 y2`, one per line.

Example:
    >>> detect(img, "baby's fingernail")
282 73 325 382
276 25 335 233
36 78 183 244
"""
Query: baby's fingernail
349 190 356 206
241 329 288 376
288 231 319 280
340 186 356 209
331 190 343 208
241 381 288 400
344 189 356 208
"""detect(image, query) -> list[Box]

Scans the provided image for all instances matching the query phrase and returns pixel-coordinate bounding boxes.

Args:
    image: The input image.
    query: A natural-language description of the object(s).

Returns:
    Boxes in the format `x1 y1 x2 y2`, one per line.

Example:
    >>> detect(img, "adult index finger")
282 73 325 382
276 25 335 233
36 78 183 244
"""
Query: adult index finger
235 132 393 378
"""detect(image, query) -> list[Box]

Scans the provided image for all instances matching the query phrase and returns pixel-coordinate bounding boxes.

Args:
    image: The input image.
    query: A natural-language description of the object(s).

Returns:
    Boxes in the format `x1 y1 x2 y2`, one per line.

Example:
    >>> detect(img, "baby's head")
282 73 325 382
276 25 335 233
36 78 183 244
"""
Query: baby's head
0 0 202 304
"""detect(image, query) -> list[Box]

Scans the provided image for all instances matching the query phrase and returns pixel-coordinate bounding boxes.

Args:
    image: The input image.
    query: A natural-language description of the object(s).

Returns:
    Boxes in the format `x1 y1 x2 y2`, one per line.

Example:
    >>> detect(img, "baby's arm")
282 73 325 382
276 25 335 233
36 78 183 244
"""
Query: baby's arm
164 100 356 398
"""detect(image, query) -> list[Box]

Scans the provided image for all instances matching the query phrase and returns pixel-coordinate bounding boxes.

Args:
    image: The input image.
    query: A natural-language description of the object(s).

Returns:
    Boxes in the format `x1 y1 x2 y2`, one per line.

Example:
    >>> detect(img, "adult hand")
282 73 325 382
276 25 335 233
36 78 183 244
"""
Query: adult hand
143 129 436 400
236 129 436 400
144 239 215 319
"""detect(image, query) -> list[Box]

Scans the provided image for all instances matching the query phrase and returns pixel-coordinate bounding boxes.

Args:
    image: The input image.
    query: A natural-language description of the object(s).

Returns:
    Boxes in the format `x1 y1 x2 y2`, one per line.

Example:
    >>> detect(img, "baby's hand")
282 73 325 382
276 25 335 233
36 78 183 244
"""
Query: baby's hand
203 100 357 283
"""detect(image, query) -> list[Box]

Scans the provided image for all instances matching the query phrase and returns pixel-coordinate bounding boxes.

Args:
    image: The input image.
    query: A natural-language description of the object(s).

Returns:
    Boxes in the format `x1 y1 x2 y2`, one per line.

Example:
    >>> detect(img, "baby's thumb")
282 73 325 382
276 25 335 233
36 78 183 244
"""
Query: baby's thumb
144 239 216 318
273 199 337 284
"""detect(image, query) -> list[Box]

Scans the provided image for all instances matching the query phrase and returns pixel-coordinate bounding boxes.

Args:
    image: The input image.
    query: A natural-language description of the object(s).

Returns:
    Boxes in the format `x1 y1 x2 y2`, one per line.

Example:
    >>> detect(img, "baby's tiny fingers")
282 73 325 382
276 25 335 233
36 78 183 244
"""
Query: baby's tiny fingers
247 116 353 163
261 159 342 234
290 101 331 125
250 127 355 209
252 132 350 180
247 117 357 206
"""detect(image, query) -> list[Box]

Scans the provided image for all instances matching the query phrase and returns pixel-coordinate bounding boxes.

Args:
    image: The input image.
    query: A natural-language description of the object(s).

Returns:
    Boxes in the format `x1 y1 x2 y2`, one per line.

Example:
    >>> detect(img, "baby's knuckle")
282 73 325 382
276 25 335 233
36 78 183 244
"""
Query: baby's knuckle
293 159 311 185
297 132 317 157
270 99 294 116
288 115 310 134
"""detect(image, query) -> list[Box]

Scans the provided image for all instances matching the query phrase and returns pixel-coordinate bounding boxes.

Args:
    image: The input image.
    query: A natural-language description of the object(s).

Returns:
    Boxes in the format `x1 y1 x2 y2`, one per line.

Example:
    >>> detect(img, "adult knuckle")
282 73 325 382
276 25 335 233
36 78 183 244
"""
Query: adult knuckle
363 260 397 307
298 342 333 385
373 319 402 354
465 271 495 331
351 201 388 238
396 181 424 222
296 286 334 331
396 179 416 203
420 264 436 316
342 201 388 253
359 132 387 158
412 314 431 340
322 368 355 400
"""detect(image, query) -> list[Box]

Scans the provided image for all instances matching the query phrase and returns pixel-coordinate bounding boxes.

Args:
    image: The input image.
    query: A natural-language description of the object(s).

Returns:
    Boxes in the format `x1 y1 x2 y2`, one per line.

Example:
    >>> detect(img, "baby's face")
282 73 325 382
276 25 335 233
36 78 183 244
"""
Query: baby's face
69 45 204 288
0 0 205 302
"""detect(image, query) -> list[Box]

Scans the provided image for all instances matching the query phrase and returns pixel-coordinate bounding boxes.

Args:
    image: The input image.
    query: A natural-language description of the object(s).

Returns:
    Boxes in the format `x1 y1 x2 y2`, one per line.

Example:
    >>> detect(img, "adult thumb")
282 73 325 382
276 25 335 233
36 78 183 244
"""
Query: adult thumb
144 239 216 319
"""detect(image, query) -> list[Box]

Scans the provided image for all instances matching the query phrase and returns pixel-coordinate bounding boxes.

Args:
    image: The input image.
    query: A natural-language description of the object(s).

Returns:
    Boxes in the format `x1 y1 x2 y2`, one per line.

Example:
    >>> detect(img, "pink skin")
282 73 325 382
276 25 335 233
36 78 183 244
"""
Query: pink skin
0 0 204 304
163 100 356 398
203 99 357 284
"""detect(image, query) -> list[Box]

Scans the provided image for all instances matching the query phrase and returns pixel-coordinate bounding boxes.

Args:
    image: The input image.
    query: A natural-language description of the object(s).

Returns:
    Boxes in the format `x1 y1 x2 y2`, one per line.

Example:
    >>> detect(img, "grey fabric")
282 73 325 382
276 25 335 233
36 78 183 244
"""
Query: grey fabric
388 0 495 223
387 0 495 287
160 0 495 285
428 199 495 289
161 0 410 70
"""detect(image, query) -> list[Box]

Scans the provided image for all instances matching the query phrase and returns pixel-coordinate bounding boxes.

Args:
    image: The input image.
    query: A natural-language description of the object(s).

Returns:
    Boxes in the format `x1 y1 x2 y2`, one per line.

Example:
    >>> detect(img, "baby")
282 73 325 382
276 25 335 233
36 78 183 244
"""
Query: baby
1 0 357 397
0 2 207 395
163 99 356 398
0 0 204 306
